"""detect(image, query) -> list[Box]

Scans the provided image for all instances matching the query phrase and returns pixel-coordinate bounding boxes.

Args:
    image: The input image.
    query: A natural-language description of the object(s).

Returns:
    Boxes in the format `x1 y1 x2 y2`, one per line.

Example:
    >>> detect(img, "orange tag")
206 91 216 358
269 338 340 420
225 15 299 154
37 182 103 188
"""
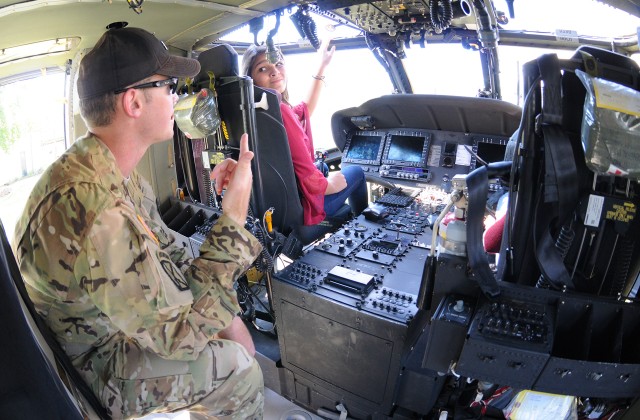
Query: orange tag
137 214 159 244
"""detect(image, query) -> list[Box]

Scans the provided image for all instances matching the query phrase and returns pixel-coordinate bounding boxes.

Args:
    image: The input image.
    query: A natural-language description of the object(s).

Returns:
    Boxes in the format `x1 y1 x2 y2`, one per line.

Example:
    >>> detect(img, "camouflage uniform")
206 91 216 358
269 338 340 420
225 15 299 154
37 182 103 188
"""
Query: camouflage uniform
13 134 264 419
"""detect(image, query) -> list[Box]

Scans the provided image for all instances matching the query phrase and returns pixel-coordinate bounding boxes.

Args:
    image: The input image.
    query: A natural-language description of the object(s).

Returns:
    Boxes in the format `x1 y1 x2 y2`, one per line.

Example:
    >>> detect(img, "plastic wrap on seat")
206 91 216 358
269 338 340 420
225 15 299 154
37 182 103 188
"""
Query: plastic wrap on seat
577 69 640 179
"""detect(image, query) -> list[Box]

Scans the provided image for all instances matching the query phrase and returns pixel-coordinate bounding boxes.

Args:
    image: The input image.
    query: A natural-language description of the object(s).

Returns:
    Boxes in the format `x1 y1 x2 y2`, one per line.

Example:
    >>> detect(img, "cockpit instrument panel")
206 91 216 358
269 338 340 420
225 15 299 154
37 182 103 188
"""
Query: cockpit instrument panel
340 126 511 190
382 130 431 168
470 136 510 169
343 131 386 165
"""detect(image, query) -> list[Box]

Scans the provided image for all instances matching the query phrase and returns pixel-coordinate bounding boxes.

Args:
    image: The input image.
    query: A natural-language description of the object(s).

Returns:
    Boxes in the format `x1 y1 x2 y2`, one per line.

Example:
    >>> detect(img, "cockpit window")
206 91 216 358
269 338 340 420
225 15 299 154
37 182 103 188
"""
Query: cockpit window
404 45 577 104
502 0 639 37
0 71 66 239
285 48 393 150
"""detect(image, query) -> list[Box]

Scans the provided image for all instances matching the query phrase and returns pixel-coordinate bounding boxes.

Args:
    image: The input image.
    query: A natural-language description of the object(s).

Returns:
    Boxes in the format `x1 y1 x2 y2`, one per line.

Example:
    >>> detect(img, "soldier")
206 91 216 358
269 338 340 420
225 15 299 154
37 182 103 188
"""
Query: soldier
12 27 264 419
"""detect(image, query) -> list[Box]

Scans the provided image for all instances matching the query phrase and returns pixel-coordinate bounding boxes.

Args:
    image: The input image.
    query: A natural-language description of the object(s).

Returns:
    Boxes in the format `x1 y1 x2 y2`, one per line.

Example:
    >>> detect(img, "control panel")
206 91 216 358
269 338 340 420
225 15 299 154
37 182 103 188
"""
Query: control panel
379 165 431 182
471 299 553 351
273 199 434 324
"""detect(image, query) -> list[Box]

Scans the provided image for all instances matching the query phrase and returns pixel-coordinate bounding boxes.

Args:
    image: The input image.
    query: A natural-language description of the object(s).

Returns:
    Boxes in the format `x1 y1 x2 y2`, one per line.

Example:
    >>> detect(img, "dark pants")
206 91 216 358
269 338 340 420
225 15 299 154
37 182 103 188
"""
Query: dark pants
324 165 368 216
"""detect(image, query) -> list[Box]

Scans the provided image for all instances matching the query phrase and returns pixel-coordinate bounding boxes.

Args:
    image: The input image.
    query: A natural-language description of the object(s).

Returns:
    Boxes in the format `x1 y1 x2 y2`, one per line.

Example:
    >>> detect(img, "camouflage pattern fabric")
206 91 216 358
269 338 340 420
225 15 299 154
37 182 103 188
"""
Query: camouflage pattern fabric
13 134 264 419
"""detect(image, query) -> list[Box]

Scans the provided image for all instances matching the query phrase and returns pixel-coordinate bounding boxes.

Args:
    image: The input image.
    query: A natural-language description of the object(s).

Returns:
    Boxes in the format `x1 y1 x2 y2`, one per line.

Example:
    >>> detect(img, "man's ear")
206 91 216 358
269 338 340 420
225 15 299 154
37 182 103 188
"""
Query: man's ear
120 89 144 119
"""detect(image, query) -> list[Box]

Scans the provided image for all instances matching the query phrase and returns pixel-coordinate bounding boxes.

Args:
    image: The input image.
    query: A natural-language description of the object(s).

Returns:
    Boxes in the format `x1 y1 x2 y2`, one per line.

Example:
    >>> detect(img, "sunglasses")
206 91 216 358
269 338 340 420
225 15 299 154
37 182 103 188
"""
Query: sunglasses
114 77 178 95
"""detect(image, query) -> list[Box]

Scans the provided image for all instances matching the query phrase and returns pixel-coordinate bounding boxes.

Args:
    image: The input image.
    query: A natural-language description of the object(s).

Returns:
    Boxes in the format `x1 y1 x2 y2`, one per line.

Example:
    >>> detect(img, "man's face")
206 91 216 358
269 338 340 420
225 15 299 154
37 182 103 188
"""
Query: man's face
139 75 179 144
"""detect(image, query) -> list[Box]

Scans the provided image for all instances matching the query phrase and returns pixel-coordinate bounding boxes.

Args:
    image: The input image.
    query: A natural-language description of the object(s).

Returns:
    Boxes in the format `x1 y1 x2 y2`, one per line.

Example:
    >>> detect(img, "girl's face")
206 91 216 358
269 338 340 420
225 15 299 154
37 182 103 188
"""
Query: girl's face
250 53 287 94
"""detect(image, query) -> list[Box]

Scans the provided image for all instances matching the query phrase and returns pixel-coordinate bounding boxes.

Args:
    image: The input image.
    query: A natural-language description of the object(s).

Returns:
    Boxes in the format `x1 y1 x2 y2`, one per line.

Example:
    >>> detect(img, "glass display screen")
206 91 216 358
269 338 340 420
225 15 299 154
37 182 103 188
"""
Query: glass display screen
345 134 384 161
476 141 507 165
386 135 426 163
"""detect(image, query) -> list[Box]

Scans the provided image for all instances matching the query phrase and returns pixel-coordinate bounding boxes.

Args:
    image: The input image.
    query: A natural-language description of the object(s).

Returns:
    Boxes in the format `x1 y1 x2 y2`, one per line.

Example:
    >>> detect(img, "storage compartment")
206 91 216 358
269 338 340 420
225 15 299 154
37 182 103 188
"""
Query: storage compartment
167 206 193 231
178 209 205 236
553 300 591 360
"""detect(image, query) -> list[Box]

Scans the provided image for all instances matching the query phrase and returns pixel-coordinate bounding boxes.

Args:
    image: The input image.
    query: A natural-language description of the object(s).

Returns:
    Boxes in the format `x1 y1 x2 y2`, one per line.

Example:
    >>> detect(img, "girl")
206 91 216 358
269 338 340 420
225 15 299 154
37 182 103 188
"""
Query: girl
242 40 368 225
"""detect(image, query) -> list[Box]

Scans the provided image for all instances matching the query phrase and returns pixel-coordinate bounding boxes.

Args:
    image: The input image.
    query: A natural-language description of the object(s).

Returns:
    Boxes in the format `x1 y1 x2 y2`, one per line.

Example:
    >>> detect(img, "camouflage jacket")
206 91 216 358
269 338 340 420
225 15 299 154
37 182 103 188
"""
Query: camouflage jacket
13 134 261 393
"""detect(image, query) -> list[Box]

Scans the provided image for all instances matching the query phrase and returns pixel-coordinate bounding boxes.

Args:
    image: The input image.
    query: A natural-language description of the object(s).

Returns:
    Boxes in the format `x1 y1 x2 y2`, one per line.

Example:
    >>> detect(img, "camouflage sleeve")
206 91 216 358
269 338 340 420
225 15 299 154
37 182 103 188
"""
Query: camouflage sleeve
87 199 261 361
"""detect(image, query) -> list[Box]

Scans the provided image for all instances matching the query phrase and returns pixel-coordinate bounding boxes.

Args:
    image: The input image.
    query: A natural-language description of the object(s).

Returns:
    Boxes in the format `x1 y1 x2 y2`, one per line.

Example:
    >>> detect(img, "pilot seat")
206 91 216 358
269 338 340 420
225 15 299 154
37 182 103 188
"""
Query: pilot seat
194 44 352 251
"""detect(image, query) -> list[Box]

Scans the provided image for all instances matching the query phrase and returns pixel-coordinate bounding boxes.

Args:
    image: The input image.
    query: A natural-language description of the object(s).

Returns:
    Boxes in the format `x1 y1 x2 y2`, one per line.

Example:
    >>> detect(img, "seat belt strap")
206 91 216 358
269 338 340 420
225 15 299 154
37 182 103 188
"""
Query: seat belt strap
532 53 579 290
466 162 511 298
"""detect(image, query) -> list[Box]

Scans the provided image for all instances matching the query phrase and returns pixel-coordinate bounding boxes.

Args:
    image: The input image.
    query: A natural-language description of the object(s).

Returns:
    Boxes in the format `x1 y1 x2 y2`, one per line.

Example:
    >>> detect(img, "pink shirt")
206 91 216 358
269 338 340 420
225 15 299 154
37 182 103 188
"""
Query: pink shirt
279 101 328 225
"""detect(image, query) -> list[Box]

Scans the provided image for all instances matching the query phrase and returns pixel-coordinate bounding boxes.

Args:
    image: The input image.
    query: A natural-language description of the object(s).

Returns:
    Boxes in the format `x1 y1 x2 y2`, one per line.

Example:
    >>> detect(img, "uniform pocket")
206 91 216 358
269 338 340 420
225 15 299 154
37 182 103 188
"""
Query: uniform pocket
117 202 195 312
103 373 197 418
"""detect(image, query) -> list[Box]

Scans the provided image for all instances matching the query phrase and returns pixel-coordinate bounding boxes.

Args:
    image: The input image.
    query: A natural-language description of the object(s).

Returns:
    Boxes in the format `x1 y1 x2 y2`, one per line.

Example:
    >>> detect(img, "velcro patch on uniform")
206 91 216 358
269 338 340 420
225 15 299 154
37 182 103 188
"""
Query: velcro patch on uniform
157 251 189 291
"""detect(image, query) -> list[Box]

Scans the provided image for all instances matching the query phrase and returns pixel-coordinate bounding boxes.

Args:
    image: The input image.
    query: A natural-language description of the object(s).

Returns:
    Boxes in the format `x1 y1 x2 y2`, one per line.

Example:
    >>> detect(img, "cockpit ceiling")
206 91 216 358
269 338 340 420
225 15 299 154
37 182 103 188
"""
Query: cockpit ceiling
311 0 640 32
0 0 639 81
314 0 478 36
0 0 289 80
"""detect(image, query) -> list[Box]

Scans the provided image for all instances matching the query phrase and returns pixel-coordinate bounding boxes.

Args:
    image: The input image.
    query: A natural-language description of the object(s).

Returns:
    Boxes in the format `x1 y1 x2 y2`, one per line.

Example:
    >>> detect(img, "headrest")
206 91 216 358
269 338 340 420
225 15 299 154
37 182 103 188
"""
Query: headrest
194 44 239 84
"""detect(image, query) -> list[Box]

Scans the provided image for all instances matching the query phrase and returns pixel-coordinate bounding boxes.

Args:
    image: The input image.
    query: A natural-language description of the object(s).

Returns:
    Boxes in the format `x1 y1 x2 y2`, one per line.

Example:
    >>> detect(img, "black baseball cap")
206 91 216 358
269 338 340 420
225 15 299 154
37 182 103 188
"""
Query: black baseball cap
77 27 201 100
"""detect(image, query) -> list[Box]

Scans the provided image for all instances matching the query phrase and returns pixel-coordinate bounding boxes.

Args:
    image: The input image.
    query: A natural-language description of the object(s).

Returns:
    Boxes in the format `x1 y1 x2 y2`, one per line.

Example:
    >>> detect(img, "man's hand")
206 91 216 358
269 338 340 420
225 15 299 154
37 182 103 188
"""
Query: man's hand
210 134 254 225
325 171 347 195
217 316 256 356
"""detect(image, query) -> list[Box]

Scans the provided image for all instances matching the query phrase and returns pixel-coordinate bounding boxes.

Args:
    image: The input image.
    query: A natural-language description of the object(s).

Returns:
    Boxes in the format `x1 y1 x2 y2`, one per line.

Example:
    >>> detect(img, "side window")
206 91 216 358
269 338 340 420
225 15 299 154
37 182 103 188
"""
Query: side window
497 46 575 105
0 71 67 239
284 49 393 150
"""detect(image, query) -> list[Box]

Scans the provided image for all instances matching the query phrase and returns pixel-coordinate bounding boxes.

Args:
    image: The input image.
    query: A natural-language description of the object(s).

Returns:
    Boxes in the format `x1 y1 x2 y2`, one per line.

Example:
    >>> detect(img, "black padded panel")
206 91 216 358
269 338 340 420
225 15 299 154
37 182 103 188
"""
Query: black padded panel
331 95 522 152
0 219 83 420
252 87 306 233
195 43 239 84
213 77 306 235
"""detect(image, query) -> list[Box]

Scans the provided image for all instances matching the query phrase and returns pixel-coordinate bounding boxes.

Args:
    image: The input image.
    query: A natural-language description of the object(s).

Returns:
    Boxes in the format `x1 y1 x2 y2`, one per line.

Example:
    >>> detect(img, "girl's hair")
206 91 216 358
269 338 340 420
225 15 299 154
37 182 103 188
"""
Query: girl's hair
241 44 290 103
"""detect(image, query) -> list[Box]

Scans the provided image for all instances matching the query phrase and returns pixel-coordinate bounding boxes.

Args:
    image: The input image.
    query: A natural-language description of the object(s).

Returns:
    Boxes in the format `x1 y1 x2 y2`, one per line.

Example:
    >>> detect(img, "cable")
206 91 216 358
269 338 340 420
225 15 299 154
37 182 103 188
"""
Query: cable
174 130 197 203
536 218 575 289
247 209 275 273
202 168 214 207
262 207 275 240
265 12 282 63
290 6 320 50
430 0 453 32
237 275 276 332
608 235 633 296
248 284 276 332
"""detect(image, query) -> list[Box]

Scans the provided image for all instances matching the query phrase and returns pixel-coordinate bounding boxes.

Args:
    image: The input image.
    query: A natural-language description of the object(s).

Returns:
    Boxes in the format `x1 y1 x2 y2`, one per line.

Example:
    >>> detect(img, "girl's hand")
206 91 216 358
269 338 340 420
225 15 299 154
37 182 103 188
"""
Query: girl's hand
318 38 336 71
